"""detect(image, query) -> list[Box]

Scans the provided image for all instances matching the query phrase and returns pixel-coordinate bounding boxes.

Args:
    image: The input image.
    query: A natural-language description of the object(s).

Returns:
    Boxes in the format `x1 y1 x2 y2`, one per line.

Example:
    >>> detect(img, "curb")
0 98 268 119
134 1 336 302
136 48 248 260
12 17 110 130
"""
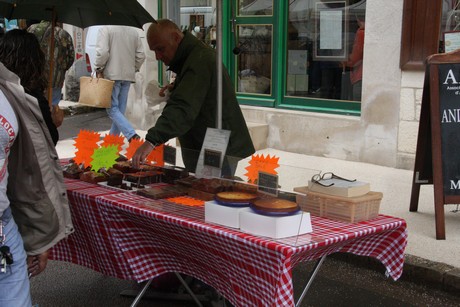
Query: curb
330 253 460 295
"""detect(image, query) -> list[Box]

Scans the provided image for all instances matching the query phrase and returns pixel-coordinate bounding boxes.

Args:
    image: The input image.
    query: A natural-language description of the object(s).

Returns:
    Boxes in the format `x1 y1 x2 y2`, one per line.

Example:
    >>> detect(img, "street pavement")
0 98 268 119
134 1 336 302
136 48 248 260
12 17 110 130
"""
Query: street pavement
29 106 460 306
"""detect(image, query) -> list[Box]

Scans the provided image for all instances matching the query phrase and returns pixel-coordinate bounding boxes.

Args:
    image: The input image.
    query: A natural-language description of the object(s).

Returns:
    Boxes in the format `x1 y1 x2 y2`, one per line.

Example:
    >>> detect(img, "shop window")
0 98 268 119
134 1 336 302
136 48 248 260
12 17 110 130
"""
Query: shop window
236 24 273 95
286 0 366 102
441 1 460 53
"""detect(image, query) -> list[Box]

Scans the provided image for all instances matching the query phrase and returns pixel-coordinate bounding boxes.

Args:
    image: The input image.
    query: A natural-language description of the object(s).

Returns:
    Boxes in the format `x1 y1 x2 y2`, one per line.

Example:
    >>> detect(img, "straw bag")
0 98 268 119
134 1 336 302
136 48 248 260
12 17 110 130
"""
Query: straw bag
78 76 114 108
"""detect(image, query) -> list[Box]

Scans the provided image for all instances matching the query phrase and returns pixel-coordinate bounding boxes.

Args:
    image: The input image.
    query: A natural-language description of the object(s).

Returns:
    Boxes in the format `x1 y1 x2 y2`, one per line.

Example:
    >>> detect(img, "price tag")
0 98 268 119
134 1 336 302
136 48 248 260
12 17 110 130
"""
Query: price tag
204 149 222 168
163 145 177 165
257 171 279 196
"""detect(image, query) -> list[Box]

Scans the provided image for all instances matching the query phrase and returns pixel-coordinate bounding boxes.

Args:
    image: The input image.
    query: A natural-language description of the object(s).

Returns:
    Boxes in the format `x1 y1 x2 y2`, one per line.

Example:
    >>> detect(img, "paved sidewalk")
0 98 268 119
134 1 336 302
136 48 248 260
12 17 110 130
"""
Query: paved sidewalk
56 101 460 293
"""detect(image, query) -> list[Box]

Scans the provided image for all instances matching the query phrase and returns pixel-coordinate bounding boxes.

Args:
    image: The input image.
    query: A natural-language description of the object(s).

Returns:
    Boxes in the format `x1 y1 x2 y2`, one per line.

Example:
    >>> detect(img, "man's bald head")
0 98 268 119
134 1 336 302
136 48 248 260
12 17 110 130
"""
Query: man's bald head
147 19 184 65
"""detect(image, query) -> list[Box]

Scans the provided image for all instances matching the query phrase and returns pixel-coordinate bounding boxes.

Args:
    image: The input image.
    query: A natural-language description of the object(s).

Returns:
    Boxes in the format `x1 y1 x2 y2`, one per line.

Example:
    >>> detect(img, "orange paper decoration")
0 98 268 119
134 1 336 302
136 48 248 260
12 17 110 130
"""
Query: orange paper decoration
146 144 164 167
125 139 165 167
73 130 100 168
166 196 204 207
101 134 125 153
244 154 280 184
125 138 144 160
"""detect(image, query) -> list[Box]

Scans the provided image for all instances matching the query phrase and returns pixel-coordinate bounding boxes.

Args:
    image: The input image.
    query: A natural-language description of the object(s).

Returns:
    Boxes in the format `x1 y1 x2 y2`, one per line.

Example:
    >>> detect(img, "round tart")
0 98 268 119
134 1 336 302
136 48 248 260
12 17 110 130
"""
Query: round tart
251 198 299 213
215 191 258 204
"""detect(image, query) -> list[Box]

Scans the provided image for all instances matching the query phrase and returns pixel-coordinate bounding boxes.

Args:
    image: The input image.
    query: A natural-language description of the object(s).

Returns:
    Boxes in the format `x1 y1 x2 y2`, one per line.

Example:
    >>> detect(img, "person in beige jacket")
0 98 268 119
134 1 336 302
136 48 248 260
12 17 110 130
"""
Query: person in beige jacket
94 25 146 142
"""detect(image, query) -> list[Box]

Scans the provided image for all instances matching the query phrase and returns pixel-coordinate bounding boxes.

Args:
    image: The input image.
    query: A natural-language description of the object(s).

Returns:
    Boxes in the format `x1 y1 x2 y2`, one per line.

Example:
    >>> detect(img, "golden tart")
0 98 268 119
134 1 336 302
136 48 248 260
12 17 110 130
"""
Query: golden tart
251 198 299 213
215 191 258 204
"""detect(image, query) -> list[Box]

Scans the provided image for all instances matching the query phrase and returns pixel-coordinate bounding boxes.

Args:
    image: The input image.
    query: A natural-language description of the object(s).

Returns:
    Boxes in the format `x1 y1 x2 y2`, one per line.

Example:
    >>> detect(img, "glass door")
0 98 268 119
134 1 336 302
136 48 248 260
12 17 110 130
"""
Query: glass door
232 0 278 107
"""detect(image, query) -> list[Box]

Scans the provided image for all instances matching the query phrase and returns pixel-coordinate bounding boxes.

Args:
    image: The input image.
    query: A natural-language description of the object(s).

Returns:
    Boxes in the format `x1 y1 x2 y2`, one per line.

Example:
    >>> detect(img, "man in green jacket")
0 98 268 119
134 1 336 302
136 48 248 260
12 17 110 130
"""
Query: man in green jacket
133 19 255 177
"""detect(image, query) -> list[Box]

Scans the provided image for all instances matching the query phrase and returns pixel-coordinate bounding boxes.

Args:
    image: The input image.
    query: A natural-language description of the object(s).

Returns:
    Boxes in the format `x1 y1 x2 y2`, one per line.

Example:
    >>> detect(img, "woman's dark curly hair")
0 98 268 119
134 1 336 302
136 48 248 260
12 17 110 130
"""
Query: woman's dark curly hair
0 29 48 93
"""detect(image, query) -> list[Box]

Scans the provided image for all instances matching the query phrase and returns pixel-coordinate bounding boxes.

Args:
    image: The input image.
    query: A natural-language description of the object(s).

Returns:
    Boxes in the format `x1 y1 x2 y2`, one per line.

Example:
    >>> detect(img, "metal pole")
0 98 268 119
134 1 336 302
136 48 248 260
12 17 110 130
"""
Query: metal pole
295 256 327 307
216 0 223 129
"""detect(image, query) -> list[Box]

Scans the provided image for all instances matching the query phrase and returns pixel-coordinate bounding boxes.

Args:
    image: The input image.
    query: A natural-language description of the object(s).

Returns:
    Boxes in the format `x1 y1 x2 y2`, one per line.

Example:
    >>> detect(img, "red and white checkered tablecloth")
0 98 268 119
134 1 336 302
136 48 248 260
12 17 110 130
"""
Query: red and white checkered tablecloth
51 179 407 307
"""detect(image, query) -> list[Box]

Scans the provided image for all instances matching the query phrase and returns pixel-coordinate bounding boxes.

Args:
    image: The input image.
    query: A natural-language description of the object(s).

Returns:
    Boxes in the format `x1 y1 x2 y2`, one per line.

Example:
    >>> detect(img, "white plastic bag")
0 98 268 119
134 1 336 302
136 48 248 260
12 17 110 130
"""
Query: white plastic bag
145 80 168 127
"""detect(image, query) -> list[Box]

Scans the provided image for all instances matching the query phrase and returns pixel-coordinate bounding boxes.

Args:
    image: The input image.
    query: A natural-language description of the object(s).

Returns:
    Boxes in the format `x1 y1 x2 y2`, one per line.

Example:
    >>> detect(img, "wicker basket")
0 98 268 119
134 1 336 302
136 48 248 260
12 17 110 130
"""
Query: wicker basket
294 186 382 223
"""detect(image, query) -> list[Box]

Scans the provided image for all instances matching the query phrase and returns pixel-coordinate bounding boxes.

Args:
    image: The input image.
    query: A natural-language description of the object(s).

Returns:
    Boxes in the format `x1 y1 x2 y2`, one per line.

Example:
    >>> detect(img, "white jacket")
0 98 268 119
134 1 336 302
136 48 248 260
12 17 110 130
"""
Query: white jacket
94 26 145 82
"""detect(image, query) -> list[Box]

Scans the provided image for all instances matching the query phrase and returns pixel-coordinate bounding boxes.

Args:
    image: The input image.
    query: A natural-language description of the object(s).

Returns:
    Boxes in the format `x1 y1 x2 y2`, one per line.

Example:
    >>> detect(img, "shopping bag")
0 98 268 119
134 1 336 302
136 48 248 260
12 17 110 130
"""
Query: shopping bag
78 76 114 108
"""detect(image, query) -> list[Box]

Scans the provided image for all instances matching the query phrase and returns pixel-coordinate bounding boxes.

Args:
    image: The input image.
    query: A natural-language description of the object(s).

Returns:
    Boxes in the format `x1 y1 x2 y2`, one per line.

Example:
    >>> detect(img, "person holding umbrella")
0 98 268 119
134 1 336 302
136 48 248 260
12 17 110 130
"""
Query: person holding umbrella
132 19 255 177
28 20 74 127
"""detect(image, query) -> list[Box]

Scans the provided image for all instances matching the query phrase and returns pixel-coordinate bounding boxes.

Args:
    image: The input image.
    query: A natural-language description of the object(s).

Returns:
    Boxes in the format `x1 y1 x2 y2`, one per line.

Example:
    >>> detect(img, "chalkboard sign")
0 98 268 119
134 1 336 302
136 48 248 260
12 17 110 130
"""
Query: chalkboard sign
204 149 222 168
437 63 460 195
410 49 460 240
257 172 278 196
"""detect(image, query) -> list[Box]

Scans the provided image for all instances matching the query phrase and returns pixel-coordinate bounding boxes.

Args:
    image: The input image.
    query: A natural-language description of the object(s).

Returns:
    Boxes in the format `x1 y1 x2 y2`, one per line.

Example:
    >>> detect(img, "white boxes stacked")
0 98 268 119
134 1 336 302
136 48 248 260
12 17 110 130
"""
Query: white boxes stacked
204 200 251 228
204 200 313 239
239 210 312 239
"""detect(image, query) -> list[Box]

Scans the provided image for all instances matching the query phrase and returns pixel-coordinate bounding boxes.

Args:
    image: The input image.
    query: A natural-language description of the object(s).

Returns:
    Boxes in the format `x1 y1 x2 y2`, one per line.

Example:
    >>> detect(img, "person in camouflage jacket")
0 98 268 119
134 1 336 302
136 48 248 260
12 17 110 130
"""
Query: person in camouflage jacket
28 20 75 106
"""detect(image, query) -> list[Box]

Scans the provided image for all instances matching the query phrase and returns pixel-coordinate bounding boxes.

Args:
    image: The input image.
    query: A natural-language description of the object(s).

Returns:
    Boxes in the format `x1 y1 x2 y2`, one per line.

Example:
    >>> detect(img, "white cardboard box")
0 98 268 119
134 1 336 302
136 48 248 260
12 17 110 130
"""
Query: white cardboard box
239 210 313 239
204 200 251 228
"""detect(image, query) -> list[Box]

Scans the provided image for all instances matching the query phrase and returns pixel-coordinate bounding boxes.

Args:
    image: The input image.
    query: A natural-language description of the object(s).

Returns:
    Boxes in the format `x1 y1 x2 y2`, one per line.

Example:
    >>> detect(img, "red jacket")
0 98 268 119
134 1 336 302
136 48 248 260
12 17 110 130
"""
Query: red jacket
346 27 364 85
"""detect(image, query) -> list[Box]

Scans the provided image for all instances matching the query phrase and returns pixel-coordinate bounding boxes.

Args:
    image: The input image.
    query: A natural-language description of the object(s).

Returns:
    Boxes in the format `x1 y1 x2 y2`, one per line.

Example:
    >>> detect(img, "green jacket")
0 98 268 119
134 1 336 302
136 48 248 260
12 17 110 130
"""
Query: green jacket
146 32 255 171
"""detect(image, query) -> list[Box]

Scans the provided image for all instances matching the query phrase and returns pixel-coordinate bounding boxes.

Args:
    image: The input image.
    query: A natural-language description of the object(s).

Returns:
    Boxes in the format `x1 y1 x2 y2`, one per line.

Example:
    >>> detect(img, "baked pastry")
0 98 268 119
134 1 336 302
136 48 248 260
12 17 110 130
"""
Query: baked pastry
215 191 258 204
161 166 189 183
137 185 186 200
192 178 227 194
106 168 124 186
79 171 108 184
112 161 135 173
63 162 83 179
125 170 162 184
251 198 299 213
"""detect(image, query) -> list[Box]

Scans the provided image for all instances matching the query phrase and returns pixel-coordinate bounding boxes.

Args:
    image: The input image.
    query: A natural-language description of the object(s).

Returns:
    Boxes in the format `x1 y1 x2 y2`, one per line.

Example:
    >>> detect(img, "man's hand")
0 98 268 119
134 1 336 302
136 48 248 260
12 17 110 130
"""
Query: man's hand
132 141 155 169
159 83 173 97
27 250 49 277
96 71 104 79
51 105 64 127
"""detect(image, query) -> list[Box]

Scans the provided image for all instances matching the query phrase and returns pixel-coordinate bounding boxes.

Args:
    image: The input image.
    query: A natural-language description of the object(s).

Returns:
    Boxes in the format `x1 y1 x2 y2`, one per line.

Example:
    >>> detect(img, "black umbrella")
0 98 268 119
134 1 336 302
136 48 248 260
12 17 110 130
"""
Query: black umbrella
0 0 156 105
0 0 155 29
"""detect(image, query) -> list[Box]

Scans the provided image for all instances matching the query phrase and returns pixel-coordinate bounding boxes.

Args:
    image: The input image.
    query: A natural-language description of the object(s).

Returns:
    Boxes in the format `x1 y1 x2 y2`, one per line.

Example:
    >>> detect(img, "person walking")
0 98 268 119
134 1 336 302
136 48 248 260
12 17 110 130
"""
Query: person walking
28 20 75 107
93 25 146 142
132 19 255 177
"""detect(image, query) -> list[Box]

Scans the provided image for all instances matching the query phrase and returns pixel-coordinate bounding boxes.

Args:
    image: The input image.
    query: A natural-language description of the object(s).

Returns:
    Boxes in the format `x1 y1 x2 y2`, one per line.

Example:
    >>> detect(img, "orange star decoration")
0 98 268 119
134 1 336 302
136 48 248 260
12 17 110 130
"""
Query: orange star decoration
146 144 164 167
73 130 100 168
244 154 280 184
125 139 165 167
101 134 125 154
125 138 144 160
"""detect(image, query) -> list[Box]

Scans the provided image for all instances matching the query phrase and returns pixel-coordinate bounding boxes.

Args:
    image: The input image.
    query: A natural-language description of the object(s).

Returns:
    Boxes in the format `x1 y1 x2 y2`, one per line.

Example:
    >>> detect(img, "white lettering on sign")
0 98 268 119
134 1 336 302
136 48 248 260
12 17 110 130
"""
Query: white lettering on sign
443 69 459 84
441 108 460 123
73 28 84 59
450 180 460 189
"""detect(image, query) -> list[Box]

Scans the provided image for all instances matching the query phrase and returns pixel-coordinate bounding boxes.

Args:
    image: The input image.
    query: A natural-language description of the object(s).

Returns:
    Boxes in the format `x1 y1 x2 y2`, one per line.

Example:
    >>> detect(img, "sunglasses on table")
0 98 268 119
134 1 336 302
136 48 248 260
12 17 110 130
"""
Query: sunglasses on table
311 172 356 187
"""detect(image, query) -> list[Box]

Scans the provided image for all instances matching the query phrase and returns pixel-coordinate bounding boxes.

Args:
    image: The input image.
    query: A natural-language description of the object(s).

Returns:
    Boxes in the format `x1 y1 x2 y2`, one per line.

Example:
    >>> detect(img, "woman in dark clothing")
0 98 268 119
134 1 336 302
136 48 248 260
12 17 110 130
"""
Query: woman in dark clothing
0 29 59 145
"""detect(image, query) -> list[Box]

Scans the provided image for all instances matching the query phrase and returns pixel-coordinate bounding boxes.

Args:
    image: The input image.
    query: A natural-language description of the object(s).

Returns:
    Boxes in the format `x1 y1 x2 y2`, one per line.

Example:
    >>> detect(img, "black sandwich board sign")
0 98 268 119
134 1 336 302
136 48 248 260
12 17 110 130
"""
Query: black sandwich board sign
410 50 460 240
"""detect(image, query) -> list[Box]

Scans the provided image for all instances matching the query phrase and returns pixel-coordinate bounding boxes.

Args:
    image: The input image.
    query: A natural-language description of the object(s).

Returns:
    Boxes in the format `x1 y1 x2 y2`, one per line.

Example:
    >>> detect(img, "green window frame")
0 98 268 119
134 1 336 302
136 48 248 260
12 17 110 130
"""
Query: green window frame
228 1 361 116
